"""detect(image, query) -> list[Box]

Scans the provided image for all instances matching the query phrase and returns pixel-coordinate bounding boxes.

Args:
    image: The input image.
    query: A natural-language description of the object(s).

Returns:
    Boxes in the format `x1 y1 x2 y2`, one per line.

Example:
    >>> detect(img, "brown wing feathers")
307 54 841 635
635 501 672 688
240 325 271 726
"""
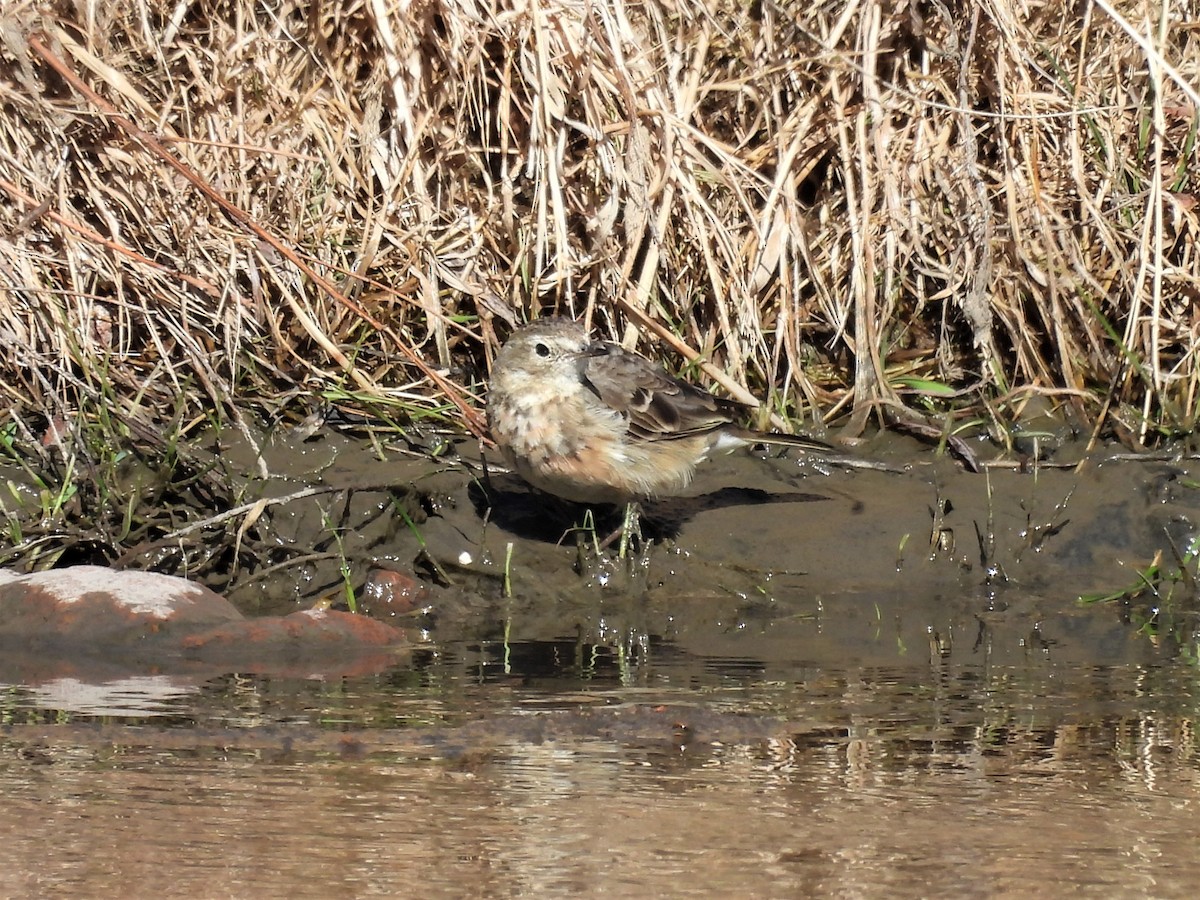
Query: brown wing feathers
577 339 833 453
578 342 742 442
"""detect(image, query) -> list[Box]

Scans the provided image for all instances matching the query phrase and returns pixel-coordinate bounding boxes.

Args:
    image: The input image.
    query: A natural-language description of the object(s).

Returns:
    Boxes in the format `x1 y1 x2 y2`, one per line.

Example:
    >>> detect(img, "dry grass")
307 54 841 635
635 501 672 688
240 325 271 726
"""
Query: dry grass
0 0 1197 568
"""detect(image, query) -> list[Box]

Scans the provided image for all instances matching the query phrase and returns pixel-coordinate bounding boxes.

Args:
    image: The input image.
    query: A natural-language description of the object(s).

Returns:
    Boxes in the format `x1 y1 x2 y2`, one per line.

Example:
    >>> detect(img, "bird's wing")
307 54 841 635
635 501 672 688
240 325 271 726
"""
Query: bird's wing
578 342 743 442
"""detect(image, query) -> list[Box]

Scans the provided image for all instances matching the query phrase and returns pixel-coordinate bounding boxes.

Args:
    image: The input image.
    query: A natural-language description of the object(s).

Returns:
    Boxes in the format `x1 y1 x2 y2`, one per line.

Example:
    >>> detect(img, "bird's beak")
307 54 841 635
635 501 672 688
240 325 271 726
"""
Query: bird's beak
577 341 610 359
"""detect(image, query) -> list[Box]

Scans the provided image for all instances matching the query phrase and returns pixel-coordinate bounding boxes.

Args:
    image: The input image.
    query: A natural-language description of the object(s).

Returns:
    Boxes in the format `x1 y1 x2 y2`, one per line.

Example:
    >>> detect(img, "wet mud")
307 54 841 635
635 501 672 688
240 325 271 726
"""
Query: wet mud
326 429 1198 662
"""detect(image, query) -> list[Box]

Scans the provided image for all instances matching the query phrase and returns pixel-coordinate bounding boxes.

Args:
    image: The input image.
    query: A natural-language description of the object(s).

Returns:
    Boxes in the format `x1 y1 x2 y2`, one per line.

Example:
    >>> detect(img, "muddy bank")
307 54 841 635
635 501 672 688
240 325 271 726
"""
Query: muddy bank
352 431 1197 652
1 425 1194 684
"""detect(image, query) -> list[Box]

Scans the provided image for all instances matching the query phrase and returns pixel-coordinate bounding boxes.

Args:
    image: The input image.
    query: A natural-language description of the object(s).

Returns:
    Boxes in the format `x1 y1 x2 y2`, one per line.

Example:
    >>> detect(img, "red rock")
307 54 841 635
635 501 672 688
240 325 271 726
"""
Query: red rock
0 567 409 681
181 608 407 656
0 566 242 647
361 567 431 618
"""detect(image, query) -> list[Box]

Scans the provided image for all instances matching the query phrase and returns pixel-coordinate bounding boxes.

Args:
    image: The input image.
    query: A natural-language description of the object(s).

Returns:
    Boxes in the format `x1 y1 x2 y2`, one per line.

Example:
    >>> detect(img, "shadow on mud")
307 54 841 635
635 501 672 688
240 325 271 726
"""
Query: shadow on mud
469 471 832 545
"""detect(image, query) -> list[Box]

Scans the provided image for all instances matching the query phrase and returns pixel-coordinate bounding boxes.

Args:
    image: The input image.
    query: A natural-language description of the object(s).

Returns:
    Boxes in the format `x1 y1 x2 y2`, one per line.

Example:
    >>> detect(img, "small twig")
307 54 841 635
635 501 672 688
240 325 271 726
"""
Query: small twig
161 486 335 540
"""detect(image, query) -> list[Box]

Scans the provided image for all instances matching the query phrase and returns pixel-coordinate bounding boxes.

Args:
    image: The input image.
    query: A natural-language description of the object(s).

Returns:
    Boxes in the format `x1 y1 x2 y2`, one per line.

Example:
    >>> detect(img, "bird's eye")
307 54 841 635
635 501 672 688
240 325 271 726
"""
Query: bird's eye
534 342 551 358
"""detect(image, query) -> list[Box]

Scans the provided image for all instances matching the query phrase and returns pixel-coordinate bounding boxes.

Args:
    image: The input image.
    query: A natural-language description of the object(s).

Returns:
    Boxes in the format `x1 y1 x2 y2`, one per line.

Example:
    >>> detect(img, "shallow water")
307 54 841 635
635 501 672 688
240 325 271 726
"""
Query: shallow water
1 594 1198 898
1 437 1198 897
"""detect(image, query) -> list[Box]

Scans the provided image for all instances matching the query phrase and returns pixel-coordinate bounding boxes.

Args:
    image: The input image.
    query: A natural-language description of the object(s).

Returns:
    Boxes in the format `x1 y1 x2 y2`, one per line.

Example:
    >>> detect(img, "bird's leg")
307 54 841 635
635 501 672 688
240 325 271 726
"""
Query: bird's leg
571 502 638 553
614 501 643 558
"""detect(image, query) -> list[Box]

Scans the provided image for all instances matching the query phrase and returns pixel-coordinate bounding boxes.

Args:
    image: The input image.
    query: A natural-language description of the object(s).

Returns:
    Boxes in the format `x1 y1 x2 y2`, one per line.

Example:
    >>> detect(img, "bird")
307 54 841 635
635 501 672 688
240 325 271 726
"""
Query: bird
485 317 831 508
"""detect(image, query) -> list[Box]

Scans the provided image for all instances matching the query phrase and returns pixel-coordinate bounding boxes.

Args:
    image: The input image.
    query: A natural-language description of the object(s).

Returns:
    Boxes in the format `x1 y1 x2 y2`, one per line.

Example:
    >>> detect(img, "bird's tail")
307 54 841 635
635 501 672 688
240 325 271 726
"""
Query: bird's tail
718 428 834 454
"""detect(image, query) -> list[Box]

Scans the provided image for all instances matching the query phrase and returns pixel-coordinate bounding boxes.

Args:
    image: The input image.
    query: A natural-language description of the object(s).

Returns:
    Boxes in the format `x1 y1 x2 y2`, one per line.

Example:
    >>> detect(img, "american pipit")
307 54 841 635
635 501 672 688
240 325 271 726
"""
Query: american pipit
486 318 830 506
